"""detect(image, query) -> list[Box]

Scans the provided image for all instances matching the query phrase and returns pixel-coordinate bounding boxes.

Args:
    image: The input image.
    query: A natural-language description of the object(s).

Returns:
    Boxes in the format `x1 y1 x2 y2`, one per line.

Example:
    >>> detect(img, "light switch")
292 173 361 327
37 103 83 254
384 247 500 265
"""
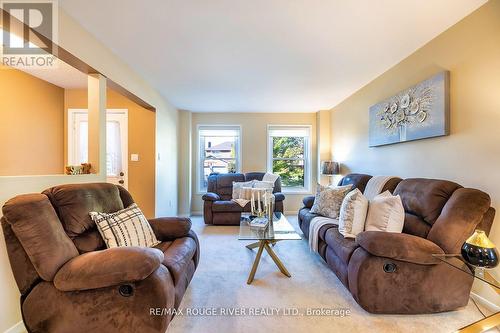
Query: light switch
130 154 140 162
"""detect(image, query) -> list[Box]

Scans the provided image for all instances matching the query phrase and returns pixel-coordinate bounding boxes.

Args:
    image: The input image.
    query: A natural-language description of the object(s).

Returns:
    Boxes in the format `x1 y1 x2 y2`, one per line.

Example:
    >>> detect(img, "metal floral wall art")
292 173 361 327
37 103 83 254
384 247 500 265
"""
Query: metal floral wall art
369 71 450 147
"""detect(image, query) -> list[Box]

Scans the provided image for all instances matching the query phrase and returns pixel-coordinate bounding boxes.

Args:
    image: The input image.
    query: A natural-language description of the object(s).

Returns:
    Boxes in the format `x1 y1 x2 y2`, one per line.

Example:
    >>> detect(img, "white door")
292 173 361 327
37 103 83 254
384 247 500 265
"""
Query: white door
68 109 129 188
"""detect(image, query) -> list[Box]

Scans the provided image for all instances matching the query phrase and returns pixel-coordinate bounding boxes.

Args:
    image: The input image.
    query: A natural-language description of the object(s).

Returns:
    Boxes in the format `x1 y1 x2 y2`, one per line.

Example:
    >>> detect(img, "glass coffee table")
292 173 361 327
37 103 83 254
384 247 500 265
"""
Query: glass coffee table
433 254 500 333
239 213 301 284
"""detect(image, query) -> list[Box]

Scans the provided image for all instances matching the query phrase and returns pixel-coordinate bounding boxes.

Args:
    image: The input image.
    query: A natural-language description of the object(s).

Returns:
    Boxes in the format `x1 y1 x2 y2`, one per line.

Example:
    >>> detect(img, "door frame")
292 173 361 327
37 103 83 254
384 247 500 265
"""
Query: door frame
67 108 129 188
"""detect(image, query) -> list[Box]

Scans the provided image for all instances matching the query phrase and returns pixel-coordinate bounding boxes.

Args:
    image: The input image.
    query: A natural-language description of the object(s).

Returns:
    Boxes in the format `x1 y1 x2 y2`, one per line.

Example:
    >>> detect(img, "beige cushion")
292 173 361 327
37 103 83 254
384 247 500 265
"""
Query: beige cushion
90 203 160 248
365 191 404 233
310 184 352 219
338 189 368 238
253 180 274 189
232 180 255 199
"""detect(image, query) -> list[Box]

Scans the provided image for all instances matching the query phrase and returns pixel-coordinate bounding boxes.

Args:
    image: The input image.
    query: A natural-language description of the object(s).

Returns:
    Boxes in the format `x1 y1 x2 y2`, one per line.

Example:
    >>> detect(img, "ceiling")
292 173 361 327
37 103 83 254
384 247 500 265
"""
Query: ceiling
19 58 88 89
59 0 486 112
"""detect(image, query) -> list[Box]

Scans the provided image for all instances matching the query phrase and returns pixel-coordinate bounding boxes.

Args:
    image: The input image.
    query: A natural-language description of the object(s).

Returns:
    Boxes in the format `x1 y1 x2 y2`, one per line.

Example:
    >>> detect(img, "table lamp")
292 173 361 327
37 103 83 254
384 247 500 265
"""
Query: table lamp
461 229 498 268
321 161 340 185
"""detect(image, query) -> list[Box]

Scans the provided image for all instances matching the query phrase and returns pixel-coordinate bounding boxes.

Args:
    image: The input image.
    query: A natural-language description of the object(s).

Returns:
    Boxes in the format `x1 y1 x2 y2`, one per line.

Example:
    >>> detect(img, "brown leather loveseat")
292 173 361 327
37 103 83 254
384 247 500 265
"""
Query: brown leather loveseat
202 172 285 225
299 173 495 314
2 183 199 333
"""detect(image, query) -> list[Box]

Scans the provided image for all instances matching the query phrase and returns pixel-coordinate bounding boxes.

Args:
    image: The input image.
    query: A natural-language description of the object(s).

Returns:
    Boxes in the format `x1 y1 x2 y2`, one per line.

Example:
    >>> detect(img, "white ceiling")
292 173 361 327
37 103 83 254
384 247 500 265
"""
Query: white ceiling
19 58 88 89
59 0 486 112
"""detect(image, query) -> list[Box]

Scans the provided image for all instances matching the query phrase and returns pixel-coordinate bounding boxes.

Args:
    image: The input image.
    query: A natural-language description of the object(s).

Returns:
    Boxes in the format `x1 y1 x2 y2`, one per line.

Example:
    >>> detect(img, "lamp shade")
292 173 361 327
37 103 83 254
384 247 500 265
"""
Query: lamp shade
461 230 498 268
321 161 340 175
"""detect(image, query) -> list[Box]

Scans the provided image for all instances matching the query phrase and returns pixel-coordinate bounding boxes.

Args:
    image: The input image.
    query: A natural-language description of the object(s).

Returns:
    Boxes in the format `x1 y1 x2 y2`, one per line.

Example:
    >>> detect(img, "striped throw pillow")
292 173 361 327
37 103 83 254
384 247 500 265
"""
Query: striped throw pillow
90 203 160 248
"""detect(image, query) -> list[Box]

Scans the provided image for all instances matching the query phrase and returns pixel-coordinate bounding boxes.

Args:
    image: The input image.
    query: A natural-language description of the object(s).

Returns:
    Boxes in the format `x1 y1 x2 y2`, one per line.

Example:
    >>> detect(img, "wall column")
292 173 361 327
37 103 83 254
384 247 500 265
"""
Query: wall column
178 110 192 215
316 110 332 185
87 74 107 175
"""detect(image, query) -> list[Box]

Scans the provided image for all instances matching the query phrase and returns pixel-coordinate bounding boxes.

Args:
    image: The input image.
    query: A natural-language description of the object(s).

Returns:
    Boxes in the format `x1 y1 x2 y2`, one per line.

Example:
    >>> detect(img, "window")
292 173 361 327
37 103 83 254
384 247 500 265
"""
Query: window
198 125 241 191
267 125 311 192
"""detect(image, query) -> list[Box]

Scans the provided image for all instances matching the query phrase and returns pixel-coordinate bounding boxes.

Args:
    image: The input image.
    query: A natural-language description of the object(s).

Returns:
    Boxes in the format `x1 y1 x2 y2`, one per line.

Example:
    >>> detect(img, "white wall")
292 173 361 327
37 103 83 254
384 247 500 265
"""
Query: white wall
330 0 499 307
0 8 179 332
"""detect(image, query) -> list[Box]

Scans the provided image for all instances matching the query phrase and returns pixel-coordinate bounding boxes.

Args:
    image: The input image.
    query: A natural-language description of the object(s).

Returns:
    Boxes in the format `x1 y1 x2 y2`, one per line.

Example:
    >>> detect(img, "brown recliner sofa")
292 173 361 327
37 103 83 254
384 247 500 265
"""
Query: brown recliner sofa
2 183 200 333
202 172 285 225
299 173 495 314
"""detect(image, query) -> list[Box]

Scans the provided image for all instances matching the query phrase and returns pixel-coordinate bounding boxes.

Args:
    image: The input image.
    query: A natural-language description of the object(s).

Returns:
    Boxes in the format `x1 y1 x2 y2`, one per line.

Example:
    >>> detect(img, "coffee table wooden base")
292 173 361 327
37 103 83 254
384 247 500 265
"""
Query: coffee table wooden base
246 240 291 284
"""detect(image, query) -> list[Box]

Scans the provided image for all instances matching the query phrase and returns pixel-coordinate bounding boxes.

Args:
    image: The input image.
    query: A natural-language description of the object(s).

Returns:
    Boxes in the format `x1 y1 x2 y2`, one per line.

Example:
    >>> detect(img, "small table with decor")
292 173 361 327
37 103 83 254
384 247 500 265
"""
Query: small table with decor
239 213 301 284
432 254 500 333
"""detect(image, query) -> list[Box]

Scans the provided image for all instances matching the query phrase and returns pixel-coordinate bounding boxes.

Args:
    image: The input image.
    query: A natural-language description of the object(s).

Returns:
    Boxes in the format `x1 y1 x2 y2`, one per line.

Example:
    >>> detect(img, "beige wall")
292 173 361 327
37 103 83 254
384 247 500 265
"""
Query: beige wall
188 112 317 213
178 111 192 216
330 0 499 307
0 8 179 332
0 66 64 176
64 89 156 218
316 110 332 185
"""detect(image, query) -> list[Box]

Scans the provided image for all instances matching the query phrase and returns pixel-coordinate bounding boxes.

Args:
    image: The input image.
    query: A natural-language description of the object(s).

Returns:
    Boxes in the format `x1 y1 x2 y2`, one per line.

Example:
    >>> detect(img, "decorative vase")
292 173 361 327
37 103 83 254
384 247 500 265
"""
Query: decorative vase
399 123 407 142
461 230 499 268
250 188 274 223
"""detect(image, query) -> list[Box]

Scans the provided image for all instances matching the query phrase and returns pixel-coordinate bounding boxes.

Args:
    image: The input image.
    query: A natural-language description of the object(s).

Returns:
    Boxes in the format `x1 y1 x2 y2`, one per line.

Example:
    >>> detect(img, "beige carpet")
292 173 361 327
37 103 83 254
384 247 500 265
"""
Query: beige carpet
167 215 488 333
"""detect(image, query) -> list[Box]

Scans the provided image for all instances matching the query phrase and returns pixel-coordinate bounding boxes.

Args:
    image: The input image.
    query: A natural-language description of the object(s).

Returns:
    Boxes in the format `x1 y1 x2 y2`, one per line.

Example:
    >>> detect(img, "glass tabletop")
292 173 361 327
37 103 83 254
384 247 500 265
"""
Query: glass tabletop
432 254 500 291
238 213 302 241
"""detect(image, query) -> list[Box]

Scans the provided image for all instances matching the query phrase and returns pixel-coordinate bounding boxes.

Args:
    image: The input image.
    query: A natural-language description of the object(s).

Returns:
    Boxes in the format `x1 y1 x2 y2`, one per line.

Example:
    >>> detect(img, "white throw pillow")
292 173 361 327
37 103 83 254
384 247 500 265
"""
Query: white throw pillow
338 189 368 238
232 180 255 199
90 203 160 248
310 184 353 219
262 172 279 183
364 191 405 233
253 180 274 189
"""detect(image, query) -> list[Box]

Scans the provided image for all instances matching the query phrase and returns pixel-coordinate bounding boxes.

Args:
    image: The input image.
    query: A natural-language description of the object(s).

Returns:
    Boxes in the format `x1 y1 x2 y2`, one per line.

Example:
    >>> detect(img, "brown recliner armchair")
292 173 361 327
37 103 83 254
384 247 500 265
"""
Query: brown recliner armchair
299 174 495 314
202 172 285 225
2 183 200 333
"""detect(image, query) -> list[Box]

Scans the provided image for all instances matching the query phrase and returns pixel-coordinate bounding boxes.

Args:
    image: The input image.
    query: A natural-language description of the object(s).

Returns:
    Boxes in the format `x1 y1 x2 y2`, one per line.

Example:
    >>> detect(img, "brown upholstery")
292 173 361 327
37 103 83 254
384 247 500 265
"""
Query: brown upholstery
3 194 79 281
394 178 462 226
43 183 125 237
427 187 492 253
54 247 164 291
348 249 474 314
149 217 192 240
1 219 39 295
2 183 200 333
298 174 495 314
337 173 373 192
203 172 285 225
323 226 358 265
356 231 444 265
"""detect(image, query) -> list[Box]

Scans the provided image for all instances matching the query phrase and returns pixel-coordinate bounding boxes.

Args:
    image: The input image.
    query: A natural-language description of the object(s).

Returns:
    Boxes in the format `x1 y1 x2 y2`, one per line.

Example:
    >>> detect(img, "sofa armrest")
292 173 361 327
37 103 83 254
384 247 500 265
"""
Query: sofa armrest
356 231 444 265
302 195 315 209
274 193 285 202
149 217 191 241
202 192 220 202
54 247 164 291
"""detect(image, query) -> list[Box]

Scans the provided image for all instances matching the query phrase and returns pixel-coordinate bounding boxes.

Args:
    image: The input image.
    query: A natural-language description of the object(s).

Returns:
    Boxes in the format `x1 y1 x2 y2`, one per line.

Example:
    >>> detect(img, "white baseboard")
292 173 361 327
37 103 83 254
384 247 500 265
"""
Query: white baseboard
4 321 27 333
470 292 500 312
190 211 202 216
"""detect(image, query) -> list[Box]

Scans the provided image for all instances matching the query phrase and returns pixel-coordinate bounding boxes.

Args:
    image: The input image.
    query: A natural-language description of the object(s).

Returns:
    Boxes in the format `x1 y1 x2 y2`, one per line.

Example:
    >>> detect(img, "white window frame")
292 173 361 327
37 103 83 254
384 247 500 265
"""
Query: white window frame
197 124 242 193
267 125 312 194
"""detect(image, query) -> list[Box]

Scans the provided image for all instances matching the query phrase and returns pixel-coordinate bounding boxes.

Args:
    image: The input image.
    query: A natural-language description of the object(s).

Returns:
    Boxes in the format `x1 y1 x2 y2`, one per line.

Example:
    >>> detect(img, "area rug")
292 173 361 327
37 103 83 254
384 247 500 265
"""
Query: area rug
167 216 486 333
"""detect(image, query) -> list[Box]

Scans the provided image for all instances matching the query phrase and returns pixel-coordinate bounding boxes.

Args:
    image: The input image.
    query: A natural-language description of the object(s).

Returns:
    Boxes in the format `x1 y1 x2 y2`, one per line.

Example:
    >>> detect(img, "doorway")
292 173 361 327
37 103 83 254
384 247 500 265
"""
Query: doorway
67 108 129 188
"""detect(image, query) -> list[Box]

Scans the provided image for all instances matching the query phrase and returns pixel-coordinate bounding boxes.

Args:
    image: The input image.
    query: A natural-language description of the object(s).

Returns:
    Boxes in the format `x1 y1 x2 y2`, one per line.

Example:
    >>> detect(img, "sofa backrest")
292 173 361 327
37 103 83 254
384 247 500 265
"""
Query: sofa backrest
244 172 282 193
42 183 133 253
2 183 136 294
207 172 282 200
338 174 373 192
207 173 245 200
394 178 494 253
2 194 79 294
